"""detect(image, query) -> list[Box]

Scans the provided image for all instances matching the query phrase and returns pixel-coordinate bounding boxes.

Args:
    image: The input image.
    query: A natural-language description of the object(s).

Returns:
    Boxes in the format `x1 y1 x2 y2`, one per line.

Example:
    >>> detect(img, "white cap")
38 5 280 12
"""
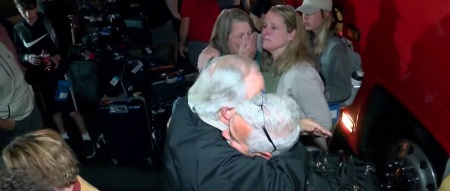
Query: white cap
295 0 332 15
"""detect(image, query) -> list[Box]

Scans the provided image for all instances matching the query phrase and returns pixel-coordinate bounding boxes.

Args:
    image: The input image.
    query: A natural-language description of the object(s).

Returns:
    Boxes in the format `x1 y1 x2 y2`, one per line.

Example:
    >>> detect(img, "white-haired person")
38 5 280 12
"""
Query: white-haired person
222 92 301 159
165 55 315 190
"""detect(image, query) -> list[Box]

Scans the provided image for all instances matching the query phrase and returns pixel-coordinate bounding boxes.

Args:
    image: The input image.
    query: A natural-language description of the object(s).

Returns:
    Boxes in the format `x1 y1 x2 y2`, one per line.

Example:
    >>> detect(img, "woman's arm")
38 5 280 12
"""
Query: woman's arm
289 64 332 131
324 44 353 102
197 45 220 71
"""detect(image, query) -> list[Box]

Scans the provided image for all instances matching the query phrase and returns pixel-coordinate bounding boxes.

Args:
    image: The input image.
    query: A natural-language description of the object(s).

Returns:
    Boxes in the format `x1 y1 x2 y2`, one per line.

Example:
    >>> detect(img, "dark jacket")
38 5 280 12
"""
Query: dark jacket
13 14 68 83
164 97 309 191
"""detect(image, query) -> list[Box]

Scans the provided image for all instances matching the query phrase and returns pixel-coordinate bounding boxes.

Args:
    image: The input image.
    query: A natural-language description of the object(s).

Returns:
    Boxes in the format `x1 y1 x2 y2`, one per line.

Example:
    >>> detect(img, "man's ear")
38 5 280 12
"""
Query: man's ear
219 107 234 121
254 152 272 160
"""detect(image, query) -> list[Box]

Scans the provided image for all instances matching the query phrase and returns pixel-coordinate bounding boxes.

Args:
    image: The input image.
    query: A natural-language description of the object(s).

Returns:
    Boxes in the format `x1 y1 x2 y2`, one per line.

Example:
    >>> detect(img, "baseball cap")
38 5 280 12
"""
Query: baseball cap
295 0 332 15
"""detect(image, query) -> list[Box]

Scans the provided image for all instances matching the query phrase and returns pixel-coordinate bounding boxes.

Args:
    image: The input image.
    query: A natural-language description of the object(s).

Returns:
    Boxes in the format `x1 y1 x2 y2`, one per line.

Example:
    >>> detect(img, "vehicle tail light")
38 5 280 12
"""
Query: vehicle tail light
341 112 355 133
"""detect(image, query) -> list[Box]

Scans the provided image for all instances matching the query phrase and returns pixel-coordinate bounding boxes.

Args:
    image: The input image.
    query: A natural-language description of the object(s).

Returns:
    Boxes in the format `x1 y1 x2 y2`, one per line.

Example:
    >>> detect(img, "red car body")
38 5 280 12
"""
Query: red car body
335 0 450 189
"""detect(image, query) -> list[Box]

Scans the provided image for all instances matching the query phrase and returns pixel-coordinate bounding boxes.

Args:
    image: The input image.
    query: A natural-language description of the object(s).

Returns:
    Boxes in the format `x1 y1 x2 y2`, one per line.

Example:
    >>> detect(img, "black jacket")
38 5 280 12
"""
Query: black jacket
13 14 68 83
164 97 309 191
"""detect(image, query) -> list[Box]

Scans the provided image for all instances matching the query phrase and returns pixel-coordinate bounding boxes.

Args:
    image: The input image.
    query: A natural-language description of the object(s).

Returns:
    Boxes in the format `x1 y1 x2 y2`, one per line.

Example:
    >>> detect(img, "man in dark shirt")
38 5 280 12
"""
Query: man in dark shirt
13 0 96 159
164 55 309 190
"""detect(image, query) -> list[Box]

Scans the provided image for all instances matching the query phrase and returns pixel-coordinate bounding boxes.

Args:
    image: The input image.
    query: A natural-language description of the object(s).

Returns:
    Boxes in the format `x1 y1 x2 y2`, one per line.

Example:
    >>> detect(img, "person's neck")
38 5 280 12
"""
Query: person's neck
56 184 74 191
270 46 287 61
26 18 36 26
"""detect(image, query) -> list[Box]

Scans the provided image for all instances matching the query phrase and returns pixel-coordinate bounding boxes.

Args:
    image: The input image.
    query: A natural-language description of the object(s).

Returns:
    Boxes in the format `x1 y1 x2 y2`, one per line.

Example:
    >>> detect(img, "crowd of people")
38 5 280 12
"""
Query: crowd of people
165 0 355 190
0 0 358 190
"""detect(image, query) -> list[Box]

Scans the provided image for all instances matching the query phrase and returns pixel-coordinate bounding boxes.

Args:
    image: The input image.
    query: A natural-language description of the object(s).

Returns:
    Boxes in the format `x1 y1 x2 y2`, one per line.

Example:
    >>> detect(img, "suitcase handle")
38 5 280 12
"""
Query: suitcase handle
109 105 129 114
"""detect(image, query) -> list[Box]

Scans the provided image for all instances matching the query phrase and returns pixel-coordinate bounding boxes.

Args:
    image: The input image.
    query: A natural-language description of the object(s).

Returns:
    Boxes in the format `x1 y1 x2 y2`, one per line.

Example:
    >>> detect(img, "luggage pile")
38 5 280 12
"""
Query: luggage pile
67 1 197 165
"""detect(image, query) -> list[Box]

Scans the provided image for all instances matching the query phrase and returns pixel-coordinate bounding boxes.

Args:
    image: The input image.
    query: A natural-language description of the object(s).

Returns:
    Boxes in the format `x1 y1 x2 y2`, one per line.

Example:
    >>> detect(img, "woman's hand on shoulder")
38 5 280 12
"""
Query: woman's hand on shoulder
198 46 220 71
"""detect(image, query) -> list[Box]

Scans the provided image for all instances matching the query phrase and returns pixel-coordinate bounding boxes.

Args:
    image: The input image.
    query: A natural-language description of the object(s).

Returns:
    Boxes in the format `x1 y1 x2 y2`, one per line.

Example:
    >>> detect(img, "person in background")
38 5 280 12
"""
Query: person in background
249 0 274 32
0 22 42 150
261 5 332 151
179 0 222 67
296 0 353 103
13 0 95 159
197 8 257 71
165 0 181 20
2 129 99 191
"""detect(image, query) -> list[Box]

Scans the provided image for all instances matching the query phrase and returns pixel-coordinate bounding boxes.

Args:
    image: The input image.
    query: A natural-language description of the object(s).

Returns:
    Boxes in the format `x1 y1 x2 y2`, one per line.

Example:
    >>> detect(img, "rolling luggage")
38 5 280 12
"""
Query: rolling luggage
98 96 153 164
68 59 99 104
149 79 195 159
67 46 100 104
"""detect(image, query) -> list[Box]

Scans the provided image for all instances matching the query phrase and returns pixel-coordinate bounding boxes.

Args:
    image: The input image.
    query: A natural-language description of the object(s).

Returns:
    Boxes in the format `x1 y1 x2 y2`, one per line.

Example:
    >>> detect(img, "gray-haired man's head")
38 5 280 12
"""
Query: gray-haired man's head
188 55 264 123
222 93 301 159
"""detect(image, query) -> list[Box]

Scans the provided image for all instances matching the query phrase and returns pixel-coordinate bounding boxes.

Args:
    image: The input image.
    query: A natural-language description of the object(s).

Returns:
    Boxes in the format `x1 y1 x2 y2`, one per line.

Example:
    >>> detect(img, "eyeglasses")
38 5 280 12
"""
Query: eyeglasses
259 91 277 152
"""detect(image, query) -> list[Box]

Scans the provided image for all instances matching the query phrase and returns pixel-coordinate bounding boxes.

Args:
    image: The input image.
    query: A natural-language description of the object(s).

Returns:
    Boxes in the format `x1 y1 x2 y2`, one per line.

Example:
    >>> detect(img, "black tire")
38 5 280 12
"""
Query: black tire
372 120 446 191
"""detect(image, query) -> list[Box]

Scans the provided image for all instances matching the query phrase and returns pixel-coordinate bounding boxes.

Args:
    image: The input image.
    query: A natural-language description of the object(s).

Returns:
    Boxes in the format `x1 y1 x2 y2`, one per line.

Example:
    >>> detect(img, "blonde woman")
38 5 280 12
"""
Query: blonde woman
2 129 98 191
296 0 353 103
261 5 332 151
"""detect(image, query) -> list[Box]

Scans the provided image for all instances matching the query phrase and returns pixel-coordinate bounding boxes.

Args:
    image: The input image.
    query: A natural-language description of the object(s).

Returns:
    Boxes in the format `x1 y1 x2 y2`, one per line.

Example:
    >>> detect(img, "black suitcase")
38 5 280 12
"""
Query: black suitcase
98 96 153 164
68 59 99 104
129 44 176 66
68 46 100 104
149 80 194 158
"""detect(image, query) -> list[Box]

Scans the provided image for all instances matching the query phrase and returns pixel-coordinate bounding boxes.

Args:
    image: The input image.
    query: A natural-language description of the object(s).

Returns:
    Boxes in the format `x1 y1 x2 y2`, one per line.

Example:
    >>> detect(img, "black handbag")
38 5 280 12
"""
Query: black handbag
306 150 381 191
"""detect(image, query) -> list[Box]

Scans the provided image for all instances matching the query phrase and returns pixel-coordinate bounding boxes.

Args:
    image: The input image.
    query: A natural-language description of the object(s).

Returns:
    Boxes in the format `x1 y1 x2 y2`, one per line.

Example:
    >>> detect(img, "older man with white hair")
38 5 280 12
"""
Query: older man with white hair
222 93 301 160
164 55 329 190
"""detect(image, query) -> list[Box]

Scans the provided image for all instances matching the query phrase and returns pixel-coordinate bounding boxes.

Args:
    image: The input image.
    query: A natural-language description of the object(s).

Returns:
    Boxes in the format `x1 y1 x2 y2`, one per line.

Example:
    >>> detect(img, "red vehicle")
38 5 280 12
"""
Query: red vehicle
334 0 450 190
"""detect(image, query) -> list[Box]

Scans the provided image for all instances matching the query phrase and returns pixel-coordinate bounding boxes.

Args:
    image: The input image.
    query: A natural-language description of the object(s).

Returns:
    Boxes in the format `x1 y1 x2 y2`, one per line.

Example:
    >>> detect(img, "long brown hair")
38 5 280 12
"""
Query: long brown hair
312 10 335 55
261 5 315 75
210 8 256 55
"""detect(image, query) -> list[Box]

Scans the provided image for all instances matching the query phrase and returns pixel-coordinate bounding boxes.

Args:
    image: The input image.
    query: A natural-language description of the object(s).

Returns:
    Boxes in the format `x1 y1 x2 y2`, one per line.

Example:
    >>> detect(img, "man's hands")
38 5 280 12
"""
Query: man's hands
26 54 60 70
300 119 333 138
26 54 41 65
238 32 257 59
0 119 16 131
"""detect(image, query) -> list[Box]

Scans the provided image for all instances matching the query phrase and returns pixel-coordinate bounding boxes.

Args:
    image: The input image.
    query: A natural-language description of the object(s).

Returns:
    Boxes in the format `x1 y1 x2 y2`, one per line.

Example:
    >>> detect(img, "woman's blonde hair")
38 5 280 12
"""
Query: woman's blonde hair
2 129 79 189
261 5 315 74
312 10 335 55
210 8 256 55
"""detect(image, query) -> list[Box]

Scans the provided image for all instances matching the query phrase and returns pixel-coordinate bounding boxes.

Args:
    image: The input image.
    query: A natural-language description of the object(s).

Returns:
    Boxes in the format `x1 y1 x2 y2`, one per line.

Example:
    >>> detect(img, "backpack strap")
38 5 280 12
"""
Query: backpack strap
42 17 59 48
319 37 343 69
14 24 26 47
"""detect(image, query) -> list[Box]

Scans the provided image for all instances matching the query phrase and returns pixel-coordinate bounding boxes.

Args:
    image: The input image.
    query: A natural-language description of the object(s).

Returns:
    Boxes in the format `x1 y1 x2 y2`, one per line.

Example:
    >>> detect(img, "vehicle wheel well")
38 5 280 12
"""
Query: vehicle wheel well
357 86 447 183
